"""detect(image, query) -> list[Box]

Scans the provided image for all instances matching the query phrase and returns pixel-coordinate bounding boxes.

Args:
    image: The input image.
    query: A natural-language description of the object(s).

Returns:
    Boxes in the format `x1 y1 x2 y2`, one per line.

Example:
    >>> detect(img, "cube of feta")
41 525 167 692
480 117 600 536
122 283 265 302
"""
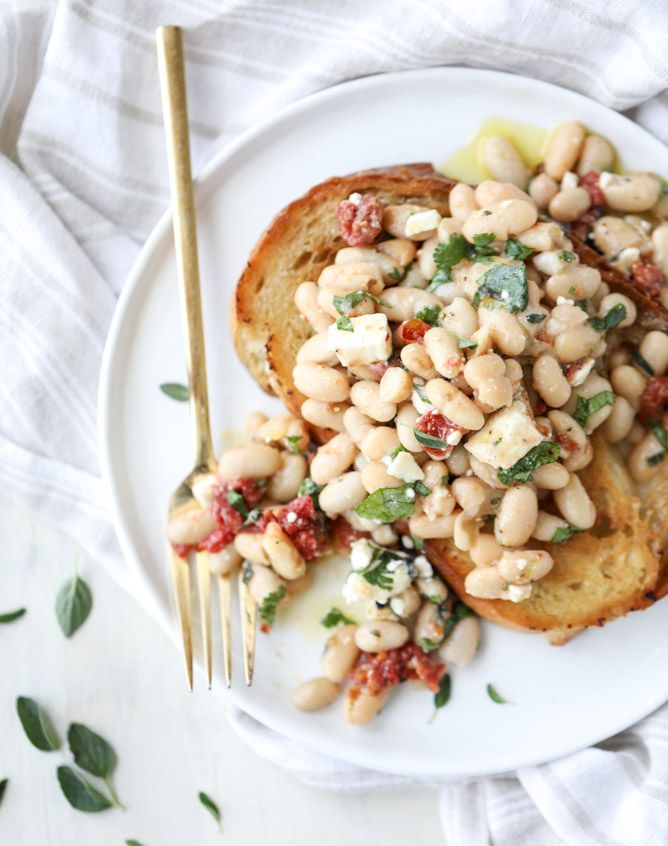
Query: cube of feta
504 582 533 603
350 538 375 571
465 401 543 469
404 209 441 237
327 313 391 367
384 450 425 483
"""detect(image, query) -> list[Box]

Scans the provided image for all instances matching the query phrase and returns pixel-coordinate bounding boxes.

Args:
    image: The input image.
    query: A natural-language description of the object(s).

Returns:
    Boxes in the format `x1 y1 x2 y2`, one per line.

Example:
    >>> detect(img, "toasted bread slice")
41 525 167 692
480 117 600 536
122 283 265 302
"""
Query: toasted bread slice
231 164 666 638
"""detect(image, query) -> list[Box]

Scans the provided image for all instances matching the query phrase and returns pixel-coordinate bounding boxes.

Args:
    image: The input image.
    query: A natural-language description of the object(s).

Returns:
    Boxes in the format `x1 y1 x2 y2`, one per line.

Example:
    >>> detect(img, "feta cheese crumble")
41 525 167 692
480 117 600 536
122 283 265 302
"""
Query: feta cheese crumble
327 313 392 367
465 401 543 469
404 209 441 237
384 450 425 483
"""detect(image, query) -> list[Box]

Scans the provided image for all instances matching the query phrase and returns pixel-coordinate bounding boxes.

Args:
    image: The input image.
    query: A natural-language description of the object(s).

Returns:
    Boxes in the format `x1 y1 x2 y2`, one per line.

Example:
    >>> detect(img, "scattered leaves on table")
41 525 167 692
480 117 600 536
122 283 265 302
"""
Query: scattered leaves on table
199 791 222 830
0 779 7 809
126 840 146 846
429 673 452 723
16 696 60 751
56 766 113 812
486 683 511 704
67 723 122 806
56 572 92 638
0 608 26 624
159 382 189 402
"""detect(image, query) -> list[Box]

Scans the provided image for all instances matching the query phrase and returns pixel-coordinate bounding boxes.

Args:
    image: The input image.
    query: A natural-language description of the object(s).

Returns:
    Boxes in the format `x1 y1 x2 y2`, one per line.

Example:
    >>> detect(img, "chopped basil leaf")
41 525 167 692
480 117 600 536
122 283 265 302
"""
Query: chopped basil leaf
413 428 450 451
413 383 429 402
497 442 560 486
525 313 546 324
648 418 668 452
361 551 397 591
559 250 576 263
227 489 249 519
589 304 627 332
471 232 497 258
575 299 589 312
574 391 616 426
433 673 452 711
411 535 425 550
634 351 655 376
454 601 474 621
647 452 665 466
355 483 418 523
390 444 407 459
336 316 353 332
333 290 385 316
387 267 403 282
486 683 510 704
299 477 324 510
419 637 440 652
415 304 441 326
551 524 582 544
285 434 303 454
414 481 432 497
320 607 356 628
473 232 495 246
504 238 534 261
258 585 286 625
433 234 471 282
472 263 528 313
458 337 478 348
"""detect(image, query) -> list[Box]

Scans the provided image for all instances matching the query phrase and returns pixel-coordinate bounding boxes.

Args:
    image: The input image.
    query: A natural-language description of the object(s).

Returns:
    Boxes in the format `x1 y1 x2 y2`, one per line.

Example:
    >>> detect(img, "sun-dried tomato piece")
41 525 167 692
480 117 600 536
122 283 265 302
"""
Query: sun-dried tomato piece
396 318 431 345
273 495 327 561
639 377 668 422
631 258 664 299
571 205 604 242
350 644 446 696
337 194 384 247
579 171 606 206
554 431 579 454
331 516 370 551
415 409 464 459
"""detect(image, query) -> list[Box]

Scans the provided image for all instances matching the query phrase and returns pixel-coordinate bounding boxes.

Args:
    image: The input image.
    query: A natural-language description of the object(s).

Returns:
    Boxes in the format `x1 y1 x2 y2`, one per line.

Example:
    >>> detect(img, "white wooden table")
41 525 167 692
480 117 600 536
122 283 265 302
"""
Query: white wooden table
0 495 444 844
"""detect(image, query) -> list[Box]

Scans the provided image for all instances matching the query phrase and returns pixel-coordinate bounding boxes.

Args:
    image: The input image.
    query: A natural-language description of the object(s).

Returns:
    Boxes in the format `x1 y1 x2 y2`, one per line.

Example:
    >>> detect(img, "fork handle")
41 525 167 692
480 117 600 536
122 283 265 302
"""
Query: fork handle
157 25 214 466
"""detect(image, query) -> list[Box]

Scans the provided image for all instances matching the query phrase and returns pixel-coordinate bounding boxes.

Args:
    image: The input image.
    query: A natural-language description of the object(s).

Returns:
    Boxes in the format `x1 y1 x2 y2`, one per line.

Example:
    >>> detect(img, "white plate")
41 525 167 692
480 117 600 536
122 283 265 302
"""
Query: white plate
99 67 668 778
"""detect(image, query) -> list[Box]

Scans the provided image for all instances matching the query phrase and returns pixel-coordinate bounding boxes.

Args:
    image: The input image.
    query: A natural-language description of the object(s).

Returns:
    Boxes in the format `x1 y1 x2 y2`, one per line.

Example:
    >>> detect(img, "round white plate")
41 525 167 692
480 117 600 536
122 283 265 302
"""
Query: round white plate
99 67 668 778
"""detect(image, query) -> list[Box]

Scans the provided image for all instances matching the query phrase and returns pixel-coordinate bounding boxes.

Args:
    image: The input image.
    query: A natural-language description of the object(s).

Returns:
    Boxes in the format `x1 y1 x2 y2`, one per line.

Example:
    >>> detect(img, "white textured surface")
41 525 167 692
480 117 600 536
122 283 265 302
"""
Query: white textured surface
0 495 441 844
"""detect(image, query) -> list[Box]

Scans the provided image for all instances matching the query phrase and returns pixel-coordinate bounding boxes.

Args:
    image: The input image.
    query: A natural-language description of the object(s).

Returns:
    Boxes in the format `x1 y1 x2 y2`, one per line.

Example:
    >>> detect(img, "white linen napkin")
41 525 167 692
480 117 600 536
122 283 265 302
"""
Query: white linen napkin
3 1 668 843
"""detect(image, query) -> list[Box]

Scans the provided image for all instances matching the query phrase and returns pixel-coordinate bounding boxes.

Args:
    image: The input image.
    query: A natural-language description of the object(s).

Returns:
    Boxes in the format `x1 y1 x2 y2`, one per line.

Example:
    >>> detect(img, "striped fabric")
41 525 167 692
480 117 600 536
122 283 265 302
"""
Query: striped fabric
2 2 667 843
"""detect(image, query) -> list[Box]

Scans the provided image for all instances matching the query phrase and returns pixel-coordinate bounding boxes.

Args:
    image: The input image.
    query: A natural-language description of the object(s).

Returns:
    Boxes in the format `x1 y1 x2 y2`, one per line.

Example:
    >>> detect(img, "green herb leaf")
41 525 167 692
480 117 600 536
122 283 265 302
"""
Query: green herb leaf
497 442 561 486
413 428 450 452
336 316 353 332
414 481 432 497
67 724 116 779
413 383 429 402
589 304 627 332
558 250 576 263
415 304 441 326
648 418 668 452
16 697 60 751
126 841 146 846
227 489 249 519
320 607 356 628
411 535 425 550
0 779 8 809
355 483 418 523
433 234 471 281
387 267 403 282
361 553 395 591
0 608 26 624
298 478 324 510
551 524 582 544
390 443 406 459
258 585 286 625
434 674 452 710
473 232 495 247
525 313 546 324
486 683 510 704
333 290 384 316
634 351 655 376
199 791 222 830
574 391 616 427
472 264 528 313
56 766 113 813
159 382 189 402
458 338 478 348
648 452 665 466
285 434 303 454
419 637 440 652
454 601 475 621
504 238 534 261
56 574 92 638
574 299 589 312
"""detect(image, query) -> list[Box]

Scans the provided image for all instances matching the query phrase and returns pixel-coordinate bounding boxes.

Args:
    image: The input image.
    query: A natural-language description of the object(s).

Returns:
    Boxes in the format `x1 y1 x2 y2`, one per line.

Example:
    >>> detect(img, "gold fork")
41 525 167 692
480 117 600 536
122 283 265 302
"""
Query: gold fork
157 25 256 690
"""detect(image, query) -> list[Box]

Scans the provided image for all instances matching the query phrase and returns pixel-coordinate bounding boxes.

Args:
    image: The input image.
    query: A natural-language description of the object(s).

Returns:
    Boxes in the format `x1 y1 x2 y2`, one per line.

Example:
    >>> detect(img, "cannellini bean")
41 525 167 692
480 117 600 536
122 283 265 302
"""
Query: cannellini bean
475 179 532 207
464 353 513 411
599 171 661 212
544 121 586 180
481 135 530 187
494 486 538 547
318 261 384 294
261 522 306 580
424 327 463 379
437 217 463 243
440 296 479 339
469 533 503 566
628 432 665 482
652 223 668 276
464 566 506 599
532 354 571 407
268 453 307 502
377 238 417 268
426 378 485 430
395 403 422 452
361 460 403 494
533 249 578 277
416 576 449 603
592 216 644 260
293 363 350 403
468 455 506 489
545 265 601 302
383 204 441 240
400 342 438 380
322 624 360 683
246 411 269 437
554 325 600 363
343 406 375 446
518 221 565 252
478 308 526 356
234 532 268 564
640 331 668 376
414 602 448 647
301 399 347 432
166 506 217 546
310 433 358 485
449 183 478 222
355 621 409 652
208 544 242 576
295 281 334 333
379 287 442 323
379 366 413 403
462 199 538 242
335 246 399 280
350 381 397 423
409 512 456 539
439 616 480 667
249 563 285 604
453 511 479 551
577 134 615 176
529 174 559 210
390 584 422 617
218 444 281 480
291 677 340 711
344 687 390 725
548 187 591 222
603 396 635 444
419 235 439 279
446 445 470 476
319 471 367 515
531 462 570 490
297 331 338 365
257 412 308 452
553 473 596 529
497 549 553 583
532 511 570 542
361 426 400 461
611 364 647 408
372 525 398 546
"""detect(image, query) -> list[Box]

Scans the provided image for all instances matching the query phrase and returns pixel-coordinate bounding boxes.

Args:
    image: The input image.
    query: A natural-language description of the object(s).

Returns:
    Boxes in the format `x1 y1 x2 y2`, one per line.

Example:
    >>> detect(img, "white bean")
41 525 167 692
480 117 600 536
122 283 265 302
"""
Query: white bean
449 183 478 222
548 187 591 223
310 433 358 485
218 444 281 480
208 544 242 576
553 473 596 529
464 353 513 411
599 171 661 213
318 261 384 295
361 461 403 494
379 367 413 403
350 381 397 423
295 281 334 333
652 222 668 276
532 511 570 542
482 136 530 187
261 522 306 580
529 174 559 210
400 342 438 380
628 432 665 482
544 121 586 180
426 378 485 430
319 471 366 515
301 399 348 432
377 238 417 268
344 687 389 725
531 462 570 490
475 180 532 206
408 513 456 539
249 563 285 604
292 678 340 711
424 327 463 379
464 566 506 599
494 486 538 547
234 532 268 564
532 355 571 407
322 624 359 683
355 621 410 652
361 426 400 461
439 616 480 667
293 363 350 403
268 453 307 502
379 287 442 323
462 199 538 242
603 396 636 444
640 330 668 376
576 134 614 176
497 549 553 582
611 365 647 407
166 506 217 546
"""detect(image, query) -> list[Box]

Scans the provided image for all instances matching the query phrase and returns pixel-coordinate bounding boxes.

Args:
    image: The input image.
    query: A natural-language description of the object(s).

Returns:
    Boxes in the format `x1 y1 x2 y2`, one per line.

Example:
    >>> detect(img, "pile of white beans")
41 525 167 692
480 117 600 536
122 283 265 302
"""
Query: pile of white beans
292 120 668 608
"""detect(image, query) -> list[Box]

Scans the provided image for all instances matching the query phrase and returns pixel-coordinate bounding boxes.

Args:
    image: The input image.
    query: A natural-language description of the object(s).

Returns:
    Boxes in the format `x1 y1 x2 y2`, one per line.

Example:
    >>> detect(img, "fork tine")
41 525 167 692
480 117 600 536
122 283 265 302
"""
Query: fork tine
170 550 194 690
195 552 213 688
238 568 256 686
217 575 232 687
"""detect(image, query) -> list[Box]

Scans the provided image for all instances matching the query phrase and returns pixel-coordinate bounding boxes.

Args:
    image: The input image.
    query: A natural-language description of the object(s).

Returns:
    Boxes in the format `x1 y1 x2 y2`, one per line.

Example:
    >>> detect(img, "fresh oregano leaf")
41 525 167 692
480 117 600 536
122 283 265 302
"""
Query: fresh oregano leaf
57 766 113 812
431 673 452 719
67 724 116 779
199 791 222 830
0 608 26 624
486 683 511 704
159 382 189 402
0 779 7 808
56 573 92 638
320 607 356 628
16 697 60 751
